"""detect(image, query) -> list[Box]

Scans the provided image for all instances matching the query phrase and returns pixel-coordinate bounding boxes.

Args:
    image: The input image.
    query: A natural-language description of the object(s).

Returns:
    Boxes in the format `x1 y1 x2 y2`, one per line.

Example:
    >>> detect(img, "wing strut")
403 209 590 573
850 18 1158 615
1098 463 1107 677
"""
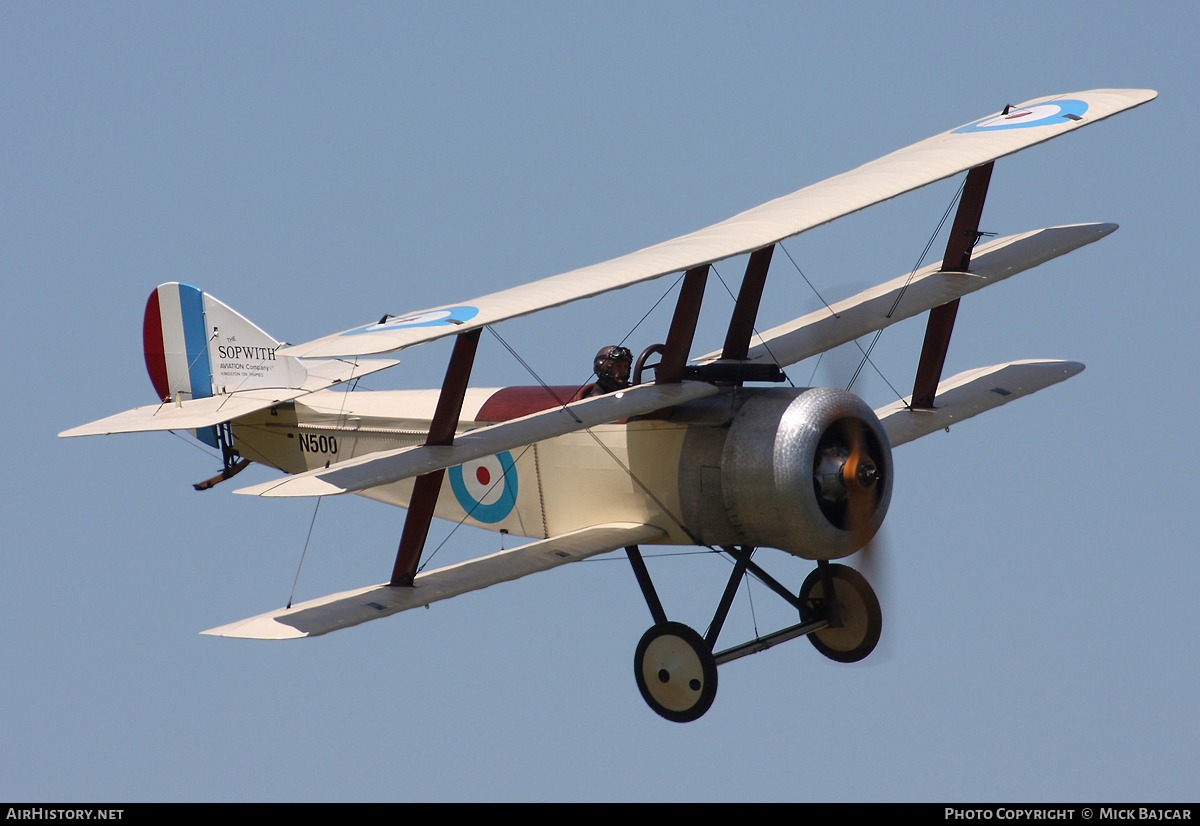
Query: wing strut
720 246 775 363
656 265 709 384
910 161 994 409
389 329 482 586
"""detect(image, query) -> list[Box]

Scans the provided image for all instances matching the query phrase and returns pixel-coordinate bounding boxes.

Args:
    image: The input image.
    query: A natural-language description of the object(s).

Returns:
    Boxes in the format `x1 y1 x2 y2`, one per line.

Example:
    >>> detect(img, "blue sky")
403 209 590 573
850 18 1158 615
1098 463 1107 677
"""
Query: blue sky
4 1 1197 802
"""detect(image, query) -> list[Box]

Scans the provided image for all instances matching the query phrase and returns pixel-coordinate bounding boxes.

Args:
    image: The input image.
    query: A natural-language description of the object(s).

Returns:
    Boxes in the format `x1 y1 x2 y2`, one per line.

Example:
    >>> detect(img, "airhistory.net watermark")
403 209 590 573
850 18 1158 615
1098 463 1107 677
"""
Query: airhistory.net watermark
6 810 123 820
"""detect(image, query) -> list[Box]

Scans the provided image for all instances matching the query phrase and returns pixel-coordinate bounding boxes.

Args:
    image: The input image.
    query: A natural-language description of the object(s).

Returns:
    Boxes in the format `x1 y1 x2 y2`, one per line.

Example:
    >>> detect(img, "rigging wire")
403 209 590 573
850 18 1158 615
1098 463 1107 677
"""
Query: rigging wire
709 262 795 389
744 568 761 641
776 235 903 396
616 271 687 350
167 429 223 460
486 317 709 549
844 177 967 401
287 497 322 608
778 240 839 318
487 327 580 421
581 548 719 561
280 360 365 604
416 442 536 573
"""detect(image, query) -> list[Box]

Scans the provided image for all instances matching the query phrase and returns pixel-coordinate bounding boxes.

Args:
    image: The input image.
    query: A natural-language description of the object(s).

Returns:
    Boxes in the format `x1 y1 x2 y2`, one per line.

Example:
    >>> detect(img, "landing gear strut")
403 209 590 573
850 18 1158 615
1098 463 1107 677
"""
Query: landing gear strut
625 545 882 722
193 422 250 491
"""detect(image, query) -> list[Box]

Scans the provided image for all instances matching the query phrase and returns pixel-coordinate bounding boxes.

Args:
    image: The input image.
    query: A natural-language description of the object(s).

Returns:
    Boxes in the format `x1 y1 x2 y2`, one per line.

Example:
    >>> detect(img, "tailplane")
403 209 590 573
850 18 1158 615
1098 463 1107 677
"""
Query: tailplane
60 285 399 441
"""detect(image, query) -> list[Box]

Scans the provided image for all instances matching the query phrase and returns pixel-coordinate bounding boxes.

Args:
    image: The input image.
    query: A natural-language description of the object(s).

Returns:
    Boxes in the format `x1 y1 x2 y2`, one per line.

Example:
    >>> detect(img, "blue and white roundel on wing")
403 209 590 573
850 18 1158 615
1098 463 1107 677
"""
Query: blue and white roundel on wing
952 99 1088 133
342 305 480 336
449 452 519 524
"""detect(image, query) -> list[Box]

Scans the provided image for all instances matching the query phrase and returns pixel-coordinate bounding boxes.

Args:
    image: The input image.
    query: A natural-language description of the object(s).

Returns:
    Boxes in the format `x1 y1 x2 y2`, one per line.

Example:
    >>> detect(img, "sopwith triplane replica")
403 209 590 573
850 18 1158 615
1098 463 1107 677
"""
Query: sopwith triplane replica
63 89 1155 721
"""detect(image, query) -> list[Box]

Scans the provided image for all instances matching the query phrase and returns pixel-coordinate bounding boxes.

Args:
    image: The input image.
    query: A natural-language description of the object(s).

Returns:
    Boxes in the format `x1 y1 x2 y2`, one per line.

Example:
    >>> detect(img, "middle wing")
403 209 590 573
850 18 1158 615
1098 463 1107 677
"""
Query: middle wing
234 379 720 498
694 222 1116 369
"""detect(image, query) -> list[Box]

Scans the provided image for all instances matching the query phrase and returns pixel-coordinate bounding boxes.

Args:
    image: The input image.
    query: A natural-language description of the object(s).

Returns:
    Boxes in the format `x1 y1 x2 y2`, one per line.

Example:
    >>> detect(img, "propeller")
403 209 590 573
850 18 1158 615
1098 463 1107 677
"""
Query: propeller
841 417 879 550
813 417 883 541
839 417 894 662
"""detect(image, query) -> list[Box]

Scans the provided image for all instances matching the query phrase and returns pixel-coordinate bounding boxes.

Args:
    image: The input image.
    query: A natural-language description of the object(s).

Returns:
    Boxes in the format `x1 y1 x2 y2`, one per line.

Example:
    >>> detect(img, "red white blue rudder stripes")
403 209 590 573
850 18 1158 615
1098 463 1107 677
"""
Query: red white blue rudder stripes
144 283 213 404
143 283 307 445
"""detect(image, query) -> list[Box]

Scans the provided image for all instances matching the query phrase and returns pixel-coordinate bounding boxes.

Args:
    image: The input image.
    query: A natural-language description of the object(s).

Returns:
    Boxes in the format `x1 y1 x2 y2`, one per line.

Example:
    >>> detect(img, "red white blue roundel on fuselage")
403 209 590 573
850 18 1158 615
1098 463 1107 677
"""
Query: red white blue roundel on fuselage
952 99 1088 133
341 305 480 336
449 452 519 524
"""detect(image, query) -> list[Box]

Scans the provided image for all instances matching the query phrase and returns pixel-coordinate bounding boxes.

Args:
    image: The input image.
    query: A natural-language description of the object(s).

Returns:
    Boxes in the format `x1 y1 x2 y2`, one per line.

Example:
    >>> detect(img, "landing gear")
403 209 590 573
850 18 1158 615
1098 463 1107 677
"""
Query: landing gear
799 563 882 663
624 546 882 721
633 622 718 723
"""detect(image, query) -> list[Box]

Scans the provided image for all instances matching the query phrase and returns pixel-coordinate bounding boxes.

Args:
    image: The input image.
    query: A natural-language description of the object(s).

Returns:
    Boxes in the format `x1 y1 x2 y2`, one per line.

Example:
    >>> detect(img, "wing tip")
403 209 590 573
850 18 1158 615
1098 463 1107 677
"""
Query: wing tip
201 617 310 640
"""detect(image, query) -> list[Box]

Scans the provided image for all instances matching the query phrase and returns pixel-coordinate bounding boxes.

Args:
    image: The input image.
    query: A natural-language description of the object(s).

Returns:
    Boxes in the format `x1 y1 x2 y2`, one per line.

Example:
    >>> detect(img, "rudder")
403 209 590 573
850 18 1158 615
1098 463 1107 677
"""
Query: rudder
142 283 307 446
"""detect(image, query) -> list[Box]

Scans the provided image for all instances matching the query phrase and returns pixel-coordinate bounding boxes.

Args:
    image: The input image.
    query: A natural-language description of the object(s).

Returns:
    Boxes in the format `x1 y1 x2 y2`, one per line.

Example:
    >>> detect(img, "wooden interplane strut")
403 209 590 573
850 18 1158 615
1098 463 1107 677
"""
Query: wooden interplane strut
721 246 775 363
911 162 994 409
390 329 481 586
655 266 709 384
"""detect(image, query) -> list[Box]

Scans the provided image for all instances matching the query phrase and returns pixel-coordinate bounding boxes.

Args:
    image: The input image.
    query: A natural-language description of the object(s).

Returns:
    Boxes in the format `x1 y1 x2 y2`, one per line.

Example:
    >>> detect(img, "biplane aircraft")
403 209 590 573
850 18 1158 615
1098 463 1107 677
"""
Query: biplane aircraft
62 88 1155 722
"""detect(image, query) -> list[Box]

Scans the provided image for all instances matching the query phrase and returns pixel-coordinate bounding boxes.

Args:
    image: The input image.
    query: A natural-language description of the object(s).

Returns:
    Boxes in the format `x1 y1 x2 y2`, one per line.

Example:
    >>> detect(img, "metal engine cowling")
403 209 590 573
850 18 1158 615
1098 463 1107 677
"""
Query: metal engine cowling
678 387 892 559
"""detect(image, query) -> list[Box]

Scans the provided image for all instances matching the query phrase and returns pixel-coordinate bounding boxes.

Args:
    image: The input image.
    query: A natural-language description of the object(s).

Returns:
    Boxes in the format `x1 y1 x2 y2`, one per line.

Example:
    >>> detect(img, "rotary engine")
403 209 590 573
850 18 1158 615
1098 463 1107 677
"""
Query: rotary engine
677 387 892 559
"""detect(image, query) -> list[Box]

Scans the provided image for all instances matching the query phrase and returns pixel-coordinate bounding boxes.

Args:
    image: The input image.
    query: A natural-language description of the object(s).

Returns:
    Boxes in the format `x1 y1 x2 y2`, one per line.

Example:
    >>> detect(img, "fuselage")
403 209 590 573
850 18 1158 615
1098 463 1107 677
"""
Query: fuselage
230 385 696 545
228 383 891 560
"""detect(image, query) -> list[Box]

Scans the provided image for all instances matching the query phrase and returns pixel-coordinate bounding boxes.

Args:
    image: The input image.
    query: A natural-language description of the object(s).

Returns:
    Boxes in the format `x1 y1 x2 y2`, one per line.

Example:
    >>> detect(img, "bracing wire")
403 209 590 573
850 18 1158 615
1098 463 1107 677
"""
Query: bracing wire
486 316 709 549
167 429 223 460
288 497 322 608
844 177 968 400
416 442 537 573
616 271 687 350
709 261 795 388
778 240 838 318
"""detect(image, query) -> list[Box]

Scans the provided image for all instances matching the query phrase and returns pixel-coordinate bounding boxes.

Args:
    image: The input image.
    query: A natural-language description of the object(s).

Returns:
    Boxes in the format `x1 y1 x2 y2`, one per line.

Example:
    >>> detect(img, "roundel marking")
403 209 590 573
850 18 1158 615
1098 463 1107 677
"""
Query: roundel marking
952 99 1088 133
341 305 480 337
449 451 519 524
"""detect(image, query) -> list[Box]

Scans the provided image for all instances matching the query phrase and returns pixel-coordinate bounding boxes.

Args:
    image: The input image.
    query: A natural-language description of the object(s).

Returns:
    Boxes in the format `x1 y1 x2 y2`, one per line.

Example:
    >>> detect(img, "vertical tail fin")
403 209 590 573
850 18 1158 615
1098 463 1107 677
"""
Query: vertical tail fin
142 283 308 446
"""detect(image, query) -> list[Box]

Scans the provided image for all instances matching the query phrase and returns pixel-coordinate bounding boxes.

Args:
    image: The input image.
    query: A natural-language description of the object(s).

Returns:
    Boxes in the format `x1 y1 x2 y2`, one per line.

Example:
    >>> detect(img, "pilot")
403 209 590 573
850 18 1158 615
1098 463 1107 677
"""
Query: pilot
585 345 633 397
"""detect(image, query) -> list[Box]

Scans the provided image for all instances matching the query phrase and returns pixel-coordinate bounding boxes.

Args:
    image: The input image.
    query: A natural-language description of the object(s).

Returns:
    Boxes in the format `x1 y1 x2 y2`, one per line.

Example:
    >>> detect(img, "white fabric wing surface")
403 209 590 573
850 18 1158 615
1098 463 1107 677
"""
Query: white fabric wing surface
202 522 665 639
875 360 1086 447
281 89 1155 359
695 223 1116 369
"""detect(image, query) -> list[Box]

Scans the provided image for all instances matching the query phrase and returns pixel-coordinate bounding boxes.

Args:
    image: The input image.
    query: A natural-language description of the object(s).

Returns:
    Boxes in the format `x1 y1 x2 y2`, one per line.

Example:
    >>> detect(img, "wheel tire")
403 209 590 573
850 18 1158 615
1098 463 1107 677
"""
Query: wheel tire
633 621 718 723
799 564 882 663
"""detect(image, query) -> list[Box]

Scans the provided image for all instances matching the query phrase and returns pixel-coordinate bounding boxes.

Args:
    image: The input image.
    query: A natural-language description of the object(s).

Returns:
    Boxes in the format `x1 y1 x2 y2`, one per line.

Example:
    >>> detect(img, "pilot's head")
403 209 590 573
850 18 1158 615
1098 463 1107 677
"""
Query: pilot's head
593 345 633 392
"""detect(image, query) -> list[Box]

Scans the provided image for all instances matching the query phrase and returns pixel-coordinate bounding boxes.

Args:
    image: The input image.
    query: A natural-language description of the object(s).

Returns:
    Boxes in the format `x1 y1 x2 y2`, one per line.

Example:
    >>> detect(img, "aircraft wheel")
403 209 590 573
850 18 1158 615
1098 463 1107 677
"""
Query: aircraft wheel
799 564 881 663
634 621 718 723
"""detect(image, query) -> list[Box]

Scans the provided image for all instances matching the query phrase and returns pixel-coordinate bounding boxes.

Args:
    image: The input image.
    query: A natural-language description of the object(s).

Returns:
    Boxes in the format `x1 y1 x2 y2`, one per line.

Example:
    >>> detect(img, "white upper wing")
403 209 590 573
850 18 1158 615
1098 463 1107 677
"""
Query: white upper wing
281 89 1155 359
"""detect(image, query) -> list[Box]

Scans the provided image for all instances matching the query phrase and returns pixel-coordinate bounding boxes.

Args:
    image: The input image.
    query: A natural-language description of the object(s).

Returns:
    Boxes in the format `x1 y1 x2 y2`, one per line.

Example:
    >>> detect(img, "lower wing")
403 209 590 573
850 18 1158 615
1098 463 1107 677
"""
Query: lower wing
202 522 664 639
